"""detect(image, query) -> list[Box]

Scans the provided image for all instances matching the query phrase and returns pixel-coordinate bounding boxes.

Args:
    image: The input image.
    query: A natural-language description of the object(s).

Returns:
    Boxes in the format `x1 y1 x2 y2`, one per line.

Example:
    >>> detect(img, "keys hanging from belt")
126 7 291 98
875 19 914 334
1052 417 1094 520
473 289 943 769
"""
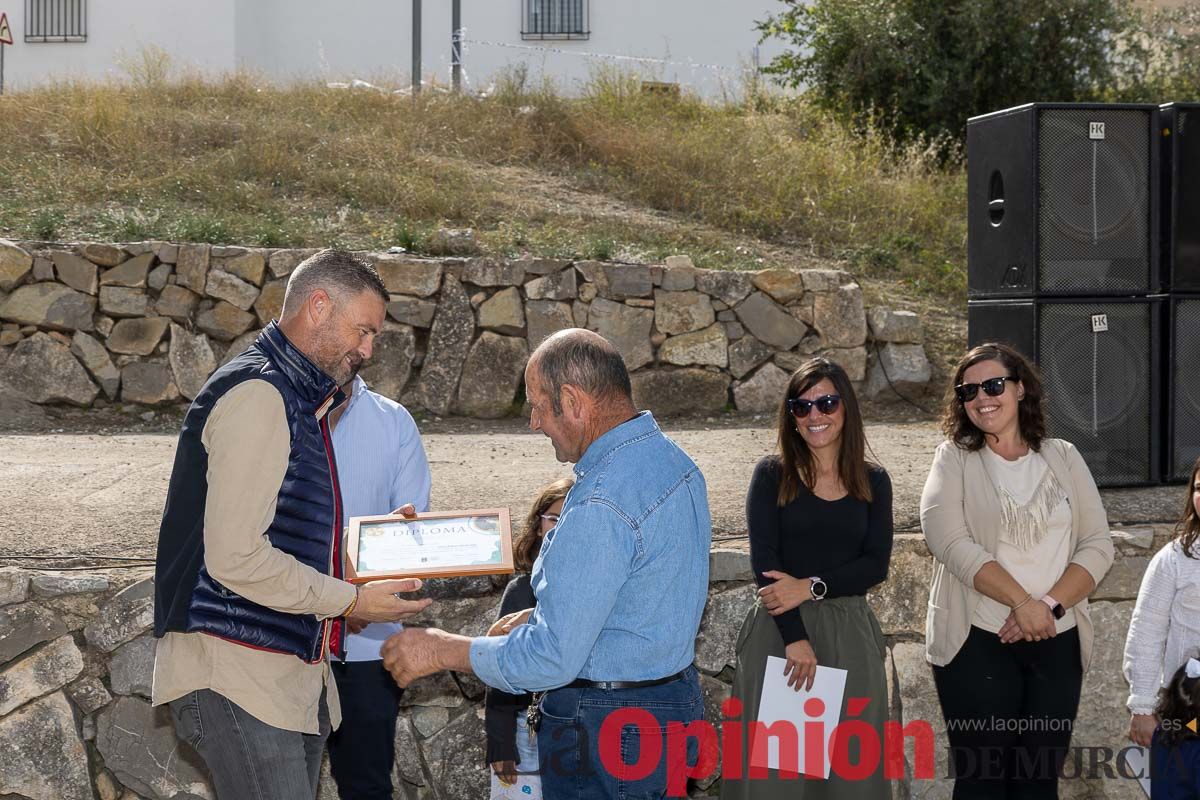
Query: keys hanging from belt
526 692 545 741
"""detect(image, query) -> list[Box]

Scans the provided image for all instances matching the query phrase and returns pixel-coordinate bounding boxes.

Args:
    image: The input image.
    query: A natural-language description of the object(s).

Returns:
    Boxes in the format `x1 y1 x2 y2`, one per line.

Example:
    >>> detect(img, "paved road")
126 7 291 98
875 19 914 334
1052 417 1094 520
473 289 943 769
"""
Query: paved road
0 419 1179 565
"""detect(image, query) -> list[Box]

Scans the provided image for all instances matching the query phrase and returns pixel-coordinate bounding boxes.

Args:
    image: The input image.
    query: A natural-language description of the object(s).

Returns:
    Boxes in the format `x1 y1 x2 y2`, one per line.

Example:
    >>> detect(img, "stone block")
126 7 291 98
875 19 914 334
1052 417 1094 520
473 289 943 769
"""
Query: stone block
220 249 267 285
0 603 67 663
695 583 756 674
524 267 578 301
415 276 473 414
375 256 443 297
387 295 437 328
631 368 730 416
169 323 217 400
66 675 111 714
0 568 30 606
0 283 95 331
820 345 869 383
659 324 728 368
813 283 868 348
476 287 525 335
0 239 33 291
864 343 931 399
30 574 109 597
654 290 715 335
1 333 98 406
109 634 155 698
866 535 931 637
120 362 181 405
427 227 479 256
798 268 853 293
96 695 213 799
709 549 752 582
254 278 286 326
99 253 154 288
358 324 415 403
268 248 319 278
520 257 571 277
0 635 84 716
84 578 153 653
867 307 923 344
196 300 256 341
735 292 806 351
751 269 806 304
31 257 54 282
586 298 653 371
70 331 120 399
0 692 93 800
728 336 773 380
82 243 126 267
526 300 575 349
147 263 172 291
51 252 99 295
454 332 528 418
156 243 179 264
154 284 200 322
463 257 525 287
107 317 170 356
695 269 753 306
99 286 148 318
732 362 791 413
175 244 210 293
422 708 488 799
205 269 259 311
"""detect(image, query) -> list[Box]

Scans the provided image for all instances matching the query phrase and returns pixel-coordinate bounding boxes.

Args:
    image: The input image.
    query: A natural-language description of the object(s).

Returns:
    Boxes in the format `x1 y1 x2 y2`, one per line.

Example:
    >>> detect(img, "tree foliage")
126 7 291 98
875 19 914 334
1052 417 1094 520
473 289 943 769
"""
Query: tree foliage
757 0 1200 150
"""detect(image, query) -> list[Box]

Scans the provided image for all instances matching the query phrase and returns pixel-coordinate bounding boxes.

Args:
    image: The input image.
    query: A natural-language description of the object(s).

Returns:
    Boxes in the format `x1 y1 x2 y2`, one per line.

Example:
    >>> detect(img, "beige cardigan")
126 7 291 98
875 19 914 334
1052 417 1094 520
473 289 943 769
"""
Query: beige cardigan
920 438 1114 670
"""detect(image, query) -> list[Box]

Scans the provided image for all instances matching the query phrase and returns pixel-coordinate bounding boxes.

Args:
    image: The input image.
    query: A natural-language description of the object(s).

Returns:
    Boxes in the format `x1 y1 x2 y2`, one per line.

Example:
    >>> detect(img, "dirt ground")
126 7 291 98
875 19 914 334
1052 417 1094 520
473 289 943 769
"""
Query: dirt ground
0 407 1181 569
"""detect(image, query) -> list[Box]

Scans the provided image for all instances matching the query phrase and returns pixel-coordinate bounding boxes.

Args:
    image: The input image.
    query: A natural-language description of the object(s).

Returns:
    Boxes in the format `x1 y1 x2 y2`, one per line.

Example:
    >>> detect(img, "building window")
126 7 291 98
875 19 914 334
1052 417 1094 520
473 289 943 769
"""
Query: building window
522 0 589 40
25 0 87 43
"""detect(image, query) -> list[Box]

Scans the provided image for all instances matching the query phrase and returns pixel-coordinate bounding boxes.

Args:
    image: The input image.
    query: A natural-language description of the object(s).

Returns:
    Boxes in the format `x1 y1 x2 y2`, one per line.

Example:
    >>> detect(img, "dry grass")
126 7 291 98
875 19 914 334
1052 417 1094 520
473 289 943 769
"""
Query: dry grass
0 66 968 300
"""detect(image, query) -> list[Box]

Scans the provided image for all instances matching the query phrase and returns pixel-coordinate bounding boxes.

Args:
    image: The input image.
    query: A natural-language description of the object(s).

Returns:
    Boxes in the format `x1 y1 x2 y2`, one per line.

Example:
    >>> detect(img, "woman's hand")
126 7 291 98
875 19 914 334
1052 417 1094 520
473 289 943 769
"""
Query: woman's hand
758 571 813 616
491 760 518 785
487 608 534 637
783 640 818 692
1128 713 1157 747
998 600 1057 643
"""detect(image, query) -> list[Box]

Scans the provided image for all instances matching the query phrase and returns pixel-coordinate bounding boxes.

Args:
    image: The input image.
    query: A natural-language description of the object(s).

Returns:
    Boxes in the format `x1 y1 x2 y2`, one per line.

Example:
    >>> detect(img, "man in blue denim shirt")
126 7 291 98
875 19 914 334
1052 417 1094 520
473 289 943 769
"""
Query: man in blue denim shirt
382 328 711 798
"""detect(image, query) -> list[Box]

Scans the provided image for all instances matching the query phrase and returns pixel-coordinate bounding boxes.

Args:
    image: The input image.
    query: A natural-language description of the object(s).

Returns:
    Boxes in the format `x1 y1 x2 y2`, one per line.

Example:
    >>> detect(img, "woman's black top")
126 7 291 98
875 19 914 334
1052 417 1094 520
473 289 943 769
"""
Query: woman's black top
745 455 894 645
483 573 537 764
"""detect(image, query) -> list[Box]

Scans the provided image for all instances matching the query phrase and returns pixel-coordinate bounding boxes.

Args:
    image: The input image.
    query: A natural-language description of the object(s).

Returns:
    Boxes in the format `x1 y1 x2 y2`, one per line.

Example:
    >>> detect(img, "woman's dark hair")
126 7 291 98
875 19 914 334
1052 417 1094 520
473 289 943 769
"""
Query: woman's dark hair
514 478 574 572
941 342 1047 452
1155 655 1200 747
775 357 872 505
1177 457 1200 560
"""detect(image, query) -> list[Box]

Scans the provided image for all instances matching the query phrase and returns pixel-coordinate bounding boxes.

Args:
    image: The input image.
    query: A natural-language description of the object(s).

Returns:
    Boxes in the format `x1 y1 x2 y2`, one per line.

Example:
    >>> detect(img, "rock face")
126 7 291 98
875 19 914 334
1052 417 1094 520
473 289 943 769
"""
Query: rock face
375 257 443 297
0 603 69 670
196 300 256 341
121 362 182 405
463 257 525 287
83 578 154 653
735 292 806 351
358 325 416 402
587 298 654 371
751 269 806 304
732 362 791 413
100 253 153 289
0 635 85 716
205 269 259 310
525 300 575 349
96 696 214 800
864 343 931 399
728 336 773 380
0 691 93 800
107 317 170 356
99 286 149 317
423 709 489 800
814 283 868 348
0 239 33 291
524 268 577 301
51 252 99 295
71 332 121 399
168 324 218 400
655 290 715 335
155 285 200 322
0 283 95 331
694 583 755 674
254 279 286 326
476 287 525 335
108 634 155 698
416 276 473 414
174 244 210 293
695 270 752 306
659 324 728 368
454 332 528 418
631 368 729 416
867 307 923 343
1 333 98 406
387 295 437 328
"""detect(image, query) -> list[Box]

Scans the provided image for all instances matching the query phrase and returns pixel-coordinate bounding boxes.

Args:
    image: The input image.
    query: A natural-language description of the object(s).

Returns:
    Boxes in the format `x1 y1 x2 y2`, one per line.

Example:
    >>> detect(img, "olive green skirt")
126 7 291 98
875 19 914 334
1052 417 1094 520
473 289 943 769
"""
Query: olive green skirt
719 596 890 800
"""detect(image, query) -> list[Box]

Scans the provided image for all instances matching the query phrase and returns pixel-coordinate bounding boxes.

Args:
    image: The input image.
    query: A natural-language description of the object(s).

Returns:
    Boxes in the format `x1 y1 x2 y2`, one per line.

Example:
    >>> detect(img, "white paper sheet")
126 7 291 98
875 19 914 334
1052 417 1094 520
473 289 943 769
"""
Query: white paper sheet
488 772 542 800
750 656 847 779
1122 745 1152 798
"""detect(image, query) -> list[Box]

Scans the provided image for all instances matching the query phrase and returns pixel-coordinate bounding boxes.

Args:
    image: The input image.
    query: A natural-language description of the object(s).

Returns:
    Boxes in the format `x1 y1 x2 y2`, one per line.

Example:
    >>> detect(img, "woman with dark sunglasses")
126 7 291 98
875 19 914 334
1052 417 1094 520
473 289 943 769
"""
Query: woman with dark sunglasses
722 357 893 800
921 342 1113 799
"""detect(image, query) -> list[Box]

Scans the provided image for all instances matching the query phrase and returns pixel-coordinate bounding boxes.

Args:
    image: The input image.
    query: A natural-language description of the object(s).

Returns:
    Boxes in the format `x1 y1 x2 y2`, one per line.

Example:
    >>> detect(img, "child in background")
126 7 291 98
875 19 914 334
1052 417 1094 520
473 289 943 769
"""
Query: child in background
1150 657 1200 799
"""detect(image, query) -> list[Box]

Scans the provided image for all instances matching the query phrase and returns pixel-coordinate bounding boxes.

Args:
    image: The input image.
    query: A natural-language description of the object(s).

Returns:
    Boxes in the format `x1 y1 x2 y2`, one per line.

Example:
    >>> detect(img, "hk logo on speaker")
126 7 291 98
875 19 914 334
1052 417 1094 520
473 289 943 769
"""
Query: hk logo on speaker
1089 122 1106 140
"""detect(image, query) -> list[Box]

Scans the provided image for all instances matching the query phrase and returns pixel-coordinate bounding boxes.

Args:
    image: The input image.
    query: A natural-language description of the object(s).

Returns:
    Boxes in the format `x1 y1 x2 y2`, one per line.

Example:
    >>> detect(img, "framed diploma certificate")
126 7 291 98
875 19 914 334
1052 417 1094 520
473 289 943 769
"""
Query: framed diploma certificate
346 508 513 582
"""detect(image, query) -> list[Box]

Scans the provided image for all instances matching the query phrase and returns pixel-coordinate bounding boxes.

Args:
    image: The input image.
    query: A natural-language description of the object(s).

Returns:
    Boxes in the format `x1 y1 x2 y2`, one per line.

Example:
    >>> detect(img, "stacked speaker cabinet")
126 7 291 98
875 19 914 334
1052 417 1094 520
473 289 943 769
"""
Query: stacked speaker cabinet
967 103 1163 486
1162 103 1200 481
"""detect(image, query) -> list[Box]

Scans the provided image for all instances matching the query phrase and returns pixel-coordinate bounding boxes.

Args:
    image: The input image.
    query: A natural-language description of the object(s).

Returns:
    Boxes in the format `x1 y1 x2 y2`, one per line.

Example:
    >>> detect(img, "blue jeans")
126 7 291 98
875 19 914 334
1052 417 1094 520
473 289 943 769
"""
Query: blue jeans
537 666 705 800
169 688 330 800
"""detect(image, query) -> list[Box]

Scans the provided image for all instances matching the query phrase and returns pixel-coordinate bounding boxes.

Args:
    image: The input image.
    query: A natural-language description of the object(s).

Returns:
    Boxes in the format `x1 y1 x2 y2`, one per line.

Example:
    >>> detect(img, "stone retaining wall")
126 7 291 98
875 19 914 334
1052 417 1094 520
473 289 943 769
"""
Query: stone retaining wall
0 240 932 417
0 525 1167 800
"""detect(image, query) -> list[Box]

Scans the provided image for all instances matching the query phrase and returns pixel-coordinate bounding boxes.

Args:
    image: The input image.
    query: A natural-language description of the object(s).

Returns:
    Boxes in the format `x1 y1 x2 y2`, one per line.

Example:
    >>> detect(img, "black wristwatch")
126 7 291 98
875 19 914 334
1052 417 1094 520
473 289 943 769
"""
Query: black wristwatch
1042 595 1066 619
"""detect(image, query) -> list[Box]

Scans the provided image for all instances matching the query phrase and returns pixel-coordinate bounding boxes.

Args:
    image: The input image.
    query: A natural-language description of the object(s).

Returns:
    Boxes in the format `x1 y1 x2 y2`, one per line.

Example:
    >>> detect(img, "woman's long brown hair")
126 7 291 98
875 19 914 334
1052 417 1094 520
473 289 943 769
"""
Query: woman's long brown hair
1178 457 1200 560
515 478 574 572
775 357 872 505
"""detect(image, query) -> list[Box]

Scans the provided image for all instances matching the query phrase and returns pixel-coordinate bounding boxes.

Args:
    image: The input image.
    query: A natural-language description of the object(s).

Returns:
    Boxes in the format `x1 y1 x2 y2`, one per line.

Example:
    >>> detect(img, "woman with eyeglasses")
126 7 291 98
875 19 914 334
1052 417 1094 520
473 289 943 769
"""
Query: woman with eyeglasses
722 357 893 800
483 477 573 800
921 342 1113 799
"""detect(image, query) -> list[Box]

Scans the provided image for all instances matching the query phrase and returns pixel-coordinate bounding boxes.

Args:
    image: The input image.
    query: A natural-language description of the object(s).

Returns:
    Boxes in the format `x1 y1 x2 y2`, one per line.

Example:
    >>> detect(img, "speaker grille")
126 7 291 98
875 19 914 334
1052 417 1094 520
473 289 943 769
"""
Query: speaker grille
1172 299 1200 480
1038 302 1151 485
1038 109 1150 293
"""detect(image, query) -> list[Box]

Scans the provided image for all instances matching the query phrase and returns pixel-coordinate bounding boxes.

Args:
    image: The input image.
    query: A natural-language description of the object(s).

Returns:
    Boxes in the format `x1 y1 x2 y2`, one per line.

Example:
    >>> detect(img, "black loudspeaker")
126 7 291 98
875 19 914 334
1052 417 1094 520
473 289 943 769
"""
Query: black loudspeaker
1168 296 1200 482
968 103 1161 298
967 297 1164 487
1160 104 1200 291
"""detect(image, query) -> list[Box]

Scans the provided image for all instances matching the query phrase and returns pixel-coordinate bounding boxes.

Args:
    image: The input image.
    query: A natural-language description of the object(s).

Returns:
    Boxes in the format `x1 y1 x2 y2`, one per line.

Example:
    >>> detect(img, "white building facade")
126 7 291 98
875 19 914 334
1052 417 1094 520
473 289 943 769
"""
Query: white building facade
1 0 788 97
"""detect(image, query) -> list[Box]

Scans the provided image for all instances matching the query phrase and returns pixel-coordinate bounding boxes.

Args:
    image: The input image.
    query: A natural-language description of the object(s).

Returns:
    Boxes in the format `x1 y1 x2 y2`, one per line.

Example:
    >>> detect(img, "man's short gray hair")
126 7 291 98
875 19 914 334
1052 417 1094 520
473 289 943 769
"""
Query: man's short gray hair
280 249 389 317
532 330 632 414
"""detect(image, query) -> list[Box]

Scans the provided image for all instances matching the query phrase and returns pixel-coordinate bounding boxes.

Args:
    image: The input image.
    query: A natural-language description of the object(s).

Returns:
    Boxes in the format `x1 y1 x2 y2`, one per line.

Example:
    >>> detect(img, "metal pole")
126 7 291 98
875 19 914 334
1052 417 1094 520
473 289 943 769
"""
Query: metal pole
451 0 461 92
412 0 422 95
1 45 5 96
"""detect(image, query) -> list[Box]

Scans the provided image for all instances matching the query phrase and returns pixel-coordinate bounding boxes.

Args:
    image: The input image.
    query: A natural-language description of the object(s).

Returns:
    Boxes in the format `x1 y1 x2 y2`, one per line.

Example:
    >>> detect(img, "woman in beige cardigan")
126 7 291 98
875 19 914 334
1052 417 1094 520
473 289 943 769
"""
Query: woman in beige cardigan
920 343 1113 799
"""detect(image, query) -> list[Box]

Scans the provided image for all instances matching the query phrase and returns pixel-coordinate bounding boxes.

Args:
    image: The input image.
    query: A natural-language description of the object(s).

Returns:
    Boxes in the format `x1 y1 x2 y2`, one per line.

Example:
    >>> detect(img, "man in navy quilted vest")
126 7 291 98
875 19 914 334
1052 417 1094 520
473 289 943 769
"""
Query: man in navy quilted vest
151 249 432 800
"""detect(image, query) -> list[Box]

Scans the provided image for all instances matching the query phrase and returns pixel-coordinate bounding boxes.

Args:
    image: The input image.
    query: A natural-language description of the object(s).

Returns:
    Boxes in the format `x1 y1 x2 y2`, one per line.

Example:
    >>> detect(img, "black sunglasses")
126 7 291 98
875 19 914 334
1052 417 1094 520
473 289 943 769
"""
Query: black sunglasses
955 375 1017 403
786 394 841 417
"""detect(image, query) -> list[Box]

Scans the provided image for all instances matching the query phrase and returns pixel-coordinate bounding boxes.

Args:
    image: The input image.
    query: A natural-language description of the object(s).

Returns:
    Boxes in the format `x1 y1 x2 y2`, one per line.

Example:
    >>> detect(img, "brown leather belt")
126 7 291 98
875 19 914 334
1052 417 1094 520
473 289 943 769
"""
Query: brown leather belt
565 670 688 691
